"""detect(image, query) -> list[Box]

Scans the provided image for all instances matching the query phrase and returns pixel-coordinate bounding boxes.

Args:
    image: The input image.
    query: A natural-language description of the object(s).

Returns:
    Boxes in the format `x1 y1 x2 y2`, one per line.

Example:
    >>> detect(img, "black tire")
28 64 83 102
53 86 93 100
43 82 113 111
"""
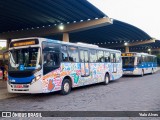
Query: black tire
151 69 154 74
141 70 144 77
103 74 110 85
60 79 71 95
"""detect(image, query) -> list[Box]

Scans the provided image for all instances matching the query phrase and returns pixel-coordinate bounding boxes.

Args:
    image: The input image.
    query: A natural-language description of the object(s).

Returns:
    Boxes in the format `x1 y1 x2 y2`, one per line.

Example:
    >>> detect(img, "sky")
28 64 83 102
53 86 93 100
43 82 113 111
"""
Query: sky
0 40 6 47
88 0 160 40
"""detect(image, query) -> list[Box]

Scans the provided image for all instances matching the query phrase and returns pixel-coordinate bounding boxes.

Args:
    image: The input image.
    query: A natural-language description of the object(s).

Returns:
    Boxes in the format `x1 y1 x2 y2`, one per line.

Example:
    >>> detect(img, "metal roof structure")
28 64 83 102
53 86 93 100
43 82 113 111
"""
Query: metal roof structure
0 0 157 52
114 40 160 53
0 0 106 34
47 19 152 45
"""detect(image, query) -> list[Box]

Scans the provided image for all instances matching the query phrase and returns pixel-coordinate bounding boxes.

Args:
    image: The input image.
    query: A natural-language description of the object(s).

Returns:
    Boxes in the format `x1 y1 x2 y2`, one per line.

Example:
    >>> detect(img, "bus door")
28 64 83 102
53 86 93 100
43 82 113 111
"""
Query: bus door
110 53 117 73
80 49 90 77
141 55 147 72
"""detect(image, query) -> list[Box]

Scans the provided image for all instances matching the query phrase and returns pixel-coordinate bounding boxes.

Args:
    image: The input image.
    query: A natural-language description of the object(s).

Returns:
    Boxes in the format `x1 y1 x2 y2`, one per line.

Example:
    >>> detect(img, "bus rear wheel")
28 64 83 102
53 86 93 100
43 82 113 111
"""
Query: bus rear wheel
60 79 71 95
103 74 110 85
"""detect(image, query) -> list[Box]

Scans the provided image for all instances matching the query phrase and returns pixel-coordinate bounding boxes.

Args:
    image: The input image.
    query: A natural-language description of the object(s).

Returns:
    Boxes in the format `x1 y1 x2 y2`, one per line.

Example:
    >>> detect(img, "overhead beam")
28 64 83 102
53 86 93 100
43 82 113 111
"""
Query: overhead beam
149 48 160 52
109 38 156 48
0 17 112 39
127 38 156 47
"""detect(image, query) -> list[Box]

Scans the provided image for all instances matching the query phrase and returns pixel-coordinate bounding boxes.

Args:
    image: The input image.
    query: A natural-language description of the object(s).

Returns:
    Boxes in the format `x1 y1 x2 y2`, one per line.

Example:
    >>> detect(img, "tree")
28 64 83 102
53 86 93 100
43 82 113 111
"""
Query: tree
1 47 6 50
0 47 6 50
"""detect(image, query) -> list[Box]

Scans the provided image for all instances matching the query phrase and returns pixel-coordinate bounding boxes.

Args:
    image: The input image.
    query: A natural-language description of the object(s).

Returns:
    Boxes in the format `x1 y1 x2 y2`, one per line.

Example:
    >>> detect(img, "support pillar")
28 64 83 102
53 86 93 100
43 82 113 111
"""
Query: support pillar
148 51 151 54
63 33 69 42
125 46 129 53
6 39 11 50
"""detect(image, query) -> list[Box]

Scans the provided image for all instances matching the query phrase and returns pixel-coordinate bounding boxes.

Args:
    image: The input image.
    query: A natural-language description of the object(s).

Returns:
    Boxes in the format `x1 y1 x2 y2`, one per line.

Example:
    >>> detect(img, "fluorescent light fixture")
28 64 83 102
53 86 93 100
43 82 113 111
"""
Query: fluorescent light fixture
124 42 128 46
58 25 64 30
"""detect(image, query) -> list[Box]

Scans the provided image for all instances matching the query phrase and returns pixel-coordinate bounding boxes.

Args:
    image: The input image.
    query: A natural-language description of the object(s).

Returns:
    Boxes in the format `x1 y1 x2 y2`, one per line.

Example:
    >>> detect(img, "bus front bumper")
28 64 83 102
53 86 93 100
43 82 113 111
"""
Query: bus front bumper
7 79 43 93
123 69 141 75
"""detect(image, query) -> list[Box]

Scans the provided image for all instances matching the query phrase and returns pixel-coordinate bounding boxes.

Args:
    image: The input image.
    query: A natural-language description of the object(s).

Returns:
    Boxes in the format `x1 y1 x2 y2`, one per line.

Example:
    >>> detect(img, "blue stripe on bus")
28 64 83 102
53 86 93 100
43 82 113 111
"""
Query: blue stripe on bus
138 62 157 68
8 75 35 83
123 68 134 71
123 62 157 71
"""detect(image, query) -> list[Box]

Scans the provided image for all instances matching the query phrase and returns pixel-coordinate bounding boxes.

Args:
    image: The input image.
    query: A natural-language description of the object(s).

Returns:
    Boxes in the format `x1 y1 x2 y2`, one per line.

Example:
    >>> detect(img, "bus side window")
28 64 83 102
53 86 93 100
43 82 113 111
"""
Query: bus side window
42 42 60 75
80 50 85 62
104 51 110 62
80 49 89 62
110 53 116 63
138 57 142 64
97 50 104 62
68 46 79 62
116 52 121 63
90 49 97 62
61 45 68 62
154 57 157 63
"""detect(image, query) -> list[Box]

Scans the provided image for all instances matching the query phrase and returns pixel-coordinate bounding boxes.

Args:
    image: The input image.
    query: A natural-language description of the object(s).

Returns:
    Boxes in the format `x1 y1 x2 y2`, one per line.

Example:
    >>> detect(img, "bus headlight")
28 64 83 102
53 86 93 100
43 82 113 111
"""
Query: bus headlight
134 67 138 72
31 75 41 84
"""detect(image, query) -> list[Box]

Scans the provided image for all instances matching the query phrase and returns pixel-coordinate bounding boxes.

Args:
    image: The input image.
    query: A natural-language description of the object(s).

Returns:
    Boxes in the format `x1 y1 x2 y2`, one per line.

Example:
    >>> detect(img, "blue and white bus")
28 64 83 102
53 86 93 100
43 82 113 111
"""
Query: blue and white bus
122 52 157 76
7 37 123 94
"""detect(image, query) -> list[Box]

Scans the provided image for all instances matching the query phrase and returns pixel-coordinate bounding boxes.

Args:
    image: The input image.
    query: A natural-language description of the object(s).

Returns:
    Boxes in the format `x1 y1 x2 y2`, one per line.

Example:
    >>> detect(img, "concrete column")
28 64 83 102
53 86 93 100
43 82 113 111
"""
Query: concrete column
63 33 69 42
6 39 11 50
125 46 129 52
148 51 151 54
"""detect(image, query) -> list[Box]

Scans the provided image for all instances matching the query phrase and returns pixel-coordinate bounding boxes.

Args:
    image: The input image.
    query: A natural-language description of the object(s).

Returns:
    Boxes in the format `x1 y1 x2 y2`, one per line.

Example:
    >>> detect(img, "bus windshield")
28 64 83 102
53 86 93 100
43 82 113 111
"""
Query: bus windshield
122 57 135 68
9 47 41 71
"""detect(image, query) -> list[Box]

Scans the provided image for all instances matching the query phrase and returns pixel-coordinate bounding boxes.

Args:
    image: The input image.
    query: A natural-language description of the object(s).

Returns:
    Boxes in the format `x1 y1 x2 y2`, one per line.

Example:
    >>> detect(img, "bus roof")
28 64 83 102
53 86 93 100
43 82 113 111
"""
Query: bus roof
11 37 121 53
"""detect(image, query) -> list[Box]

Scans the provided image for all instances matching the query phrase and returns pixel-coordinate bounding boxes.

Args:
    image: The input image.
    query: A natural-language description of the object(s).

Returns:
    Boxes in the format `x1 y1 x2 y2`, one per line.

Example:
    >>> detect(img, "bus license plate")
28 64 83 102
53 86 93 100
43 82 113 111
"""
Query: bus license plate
15 85 23 88
125 71 131 74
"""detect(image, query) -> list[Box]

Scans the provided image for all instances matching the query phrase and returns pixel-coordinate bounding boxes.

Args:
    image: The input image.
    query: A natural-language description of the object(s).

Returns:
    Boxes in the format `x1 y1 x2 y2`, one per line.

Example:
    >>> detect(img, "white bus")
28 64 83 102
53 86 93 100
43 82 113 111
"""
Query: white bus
7 37 123 94
122 52 157 76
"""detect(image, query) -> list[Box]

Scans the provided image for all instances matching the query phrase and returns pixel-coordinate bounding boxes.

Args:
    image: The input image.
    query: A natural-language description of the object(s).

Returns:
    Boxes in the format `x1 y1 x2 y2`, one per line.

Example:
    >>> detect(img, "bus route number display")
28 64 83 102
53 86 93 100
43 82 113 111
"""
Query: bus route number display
121 53 135 57
12 40 36 47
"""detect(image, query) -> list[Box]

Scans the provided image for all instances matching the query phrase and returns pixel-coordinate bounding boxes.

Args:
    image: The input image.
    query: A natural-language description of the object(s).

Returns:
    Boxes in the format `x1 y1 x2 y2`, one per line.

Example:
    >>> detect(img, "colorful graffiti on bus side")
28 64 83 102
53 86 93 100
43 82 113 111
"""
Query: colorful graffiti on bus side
42 62 122 93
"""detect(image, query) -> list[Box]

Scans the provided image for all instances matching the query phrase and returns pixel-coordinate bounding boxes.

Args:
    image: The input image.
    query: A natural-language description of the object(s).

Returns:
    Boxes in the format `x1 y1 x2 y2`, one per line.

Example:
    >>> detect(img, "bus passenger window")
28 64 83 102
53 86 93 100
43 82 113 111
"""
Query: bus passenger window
110 53 116 63
97 51 104 62
68 46 79 62
42 42 60 75
44 53 53 66
80 50 85 62
90 50 97 62
110 54 113 63
61 46 68 62
104 51 110 62
116 53 121 63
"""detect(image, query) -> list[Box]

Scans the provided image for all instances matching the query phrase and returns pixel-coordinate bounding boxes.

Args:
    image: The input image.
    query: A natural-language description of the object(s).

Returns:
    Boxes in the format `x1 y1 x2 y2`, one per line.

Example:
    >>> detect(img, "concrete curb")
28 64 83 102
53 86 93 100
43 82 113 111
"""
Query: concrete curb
0 89 24 100
0 81 24 100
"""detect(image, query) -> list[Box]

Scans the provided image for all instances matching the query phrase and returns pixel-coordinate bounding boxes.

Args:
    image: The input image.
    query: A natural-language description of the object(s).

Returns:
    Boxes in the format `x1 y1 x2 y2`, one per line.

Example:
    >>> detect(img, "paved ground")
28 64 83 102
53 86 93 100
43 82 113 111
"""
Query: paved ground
0 71 160 119
0 80 24 100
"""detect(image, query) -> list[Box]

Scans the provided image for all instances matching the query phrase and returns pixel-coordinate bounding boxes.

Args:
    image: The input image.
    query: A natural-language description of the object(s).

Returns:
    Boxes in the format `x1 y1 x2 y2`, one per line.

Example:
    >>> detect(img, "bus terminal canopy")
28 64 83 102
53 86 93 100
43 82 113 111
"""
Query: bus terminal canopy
48 19 152 47
116 40 160 52
0 0 154 49
0 0 107 34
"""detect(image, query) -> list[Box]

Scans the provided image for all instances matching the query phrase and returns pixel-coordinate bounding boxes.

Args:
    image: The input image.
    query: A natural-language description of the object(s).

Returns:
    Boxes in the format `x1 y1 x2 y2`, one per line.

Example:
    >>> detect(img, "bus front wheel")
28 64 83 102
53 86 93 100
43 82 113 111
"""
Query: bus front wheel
103 74 110 85
61 79 71 95
151 69 154 74
141 70 144 77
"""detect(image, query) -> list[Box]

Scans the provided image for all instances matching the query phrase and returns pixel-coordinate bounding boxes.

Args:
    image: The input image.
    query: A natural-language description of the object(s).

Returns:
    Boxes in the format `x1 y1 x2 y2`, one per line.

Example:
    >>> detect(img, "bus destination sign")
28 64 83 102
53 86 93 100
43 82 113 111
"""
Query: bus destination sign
121 53 135 57
10 39 38 47
13 40 35 47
